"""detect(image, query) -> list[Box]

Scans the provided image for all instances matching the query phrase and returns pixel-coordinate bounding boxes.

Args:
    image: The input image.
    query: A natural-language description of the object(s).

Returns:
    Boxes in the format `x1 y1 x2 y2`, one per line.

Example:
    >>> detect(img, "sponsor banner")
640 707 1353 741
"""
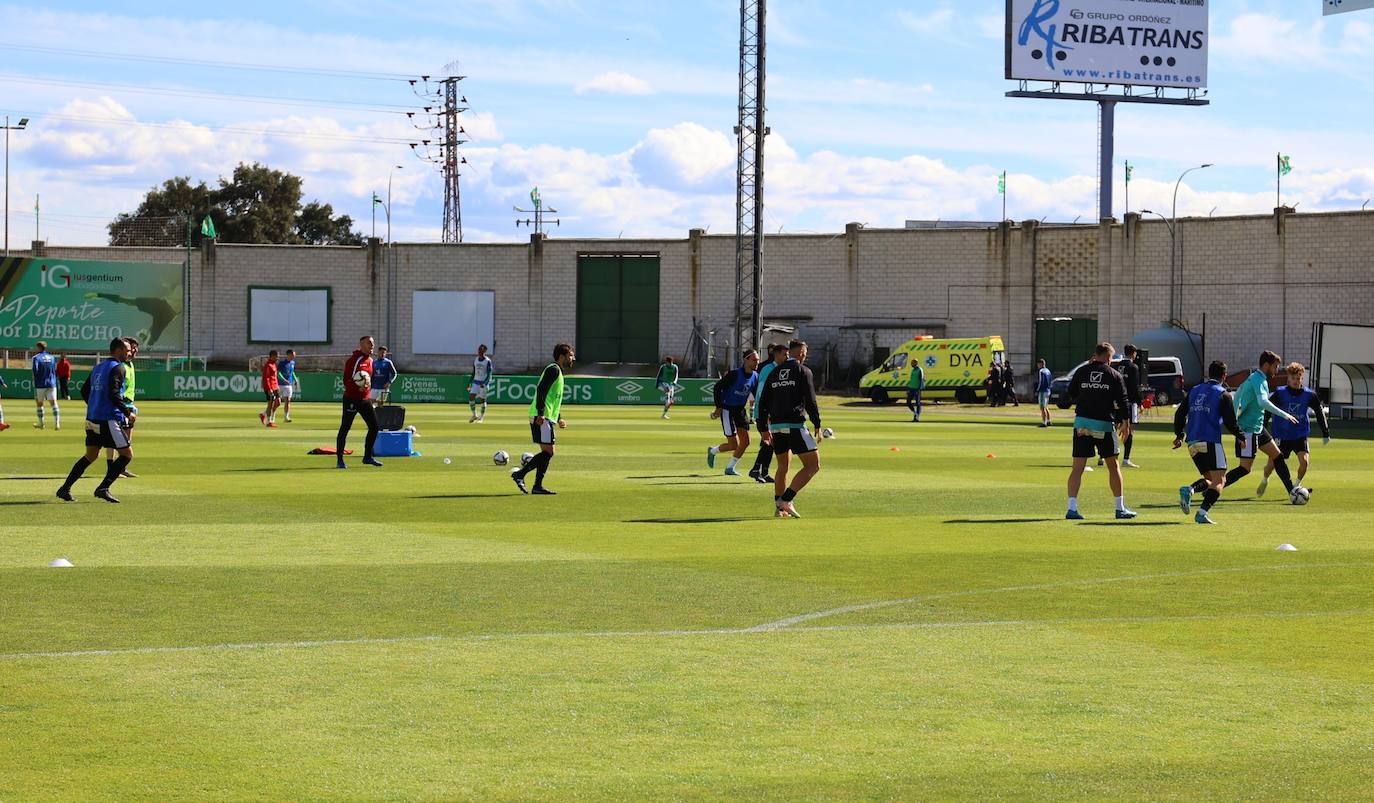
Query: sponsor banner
1006 0 1209 89
0 368 718 405
0 257 185 352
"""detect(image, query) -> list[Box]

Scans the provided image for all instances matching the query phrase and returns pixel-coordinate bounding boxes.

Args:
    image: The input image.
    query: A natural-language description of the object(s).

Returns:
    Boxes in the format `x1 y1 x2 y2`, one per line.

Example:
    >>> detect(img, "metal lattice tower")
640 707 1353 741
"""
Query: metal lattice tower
734 0 767 358
440 77 467 243
408 73 469 243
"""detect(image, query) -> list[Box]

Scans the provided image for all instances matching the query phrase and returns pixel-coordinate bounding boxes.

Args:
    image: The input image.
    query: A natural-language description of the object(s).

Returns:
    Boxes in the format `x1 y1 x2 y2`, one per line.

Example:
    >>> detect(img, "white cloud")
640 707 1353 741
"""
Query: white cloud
897 8 955 35
575 71 654 96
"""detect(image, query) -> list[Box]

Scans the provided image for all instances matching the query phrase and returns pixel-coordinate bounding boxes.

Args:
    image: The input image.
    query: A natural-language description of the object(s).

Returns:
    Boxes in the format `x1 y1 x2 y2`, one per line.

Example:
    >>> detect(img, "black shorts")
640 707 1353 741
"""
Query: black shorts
771 427 818 455
530 418 556 446
1188 442 1227 474
1235 429 1274 459
1072 427 1119 459
720 406 748 438
84 419 130 450
1278 438 1309 459
264 389 280 403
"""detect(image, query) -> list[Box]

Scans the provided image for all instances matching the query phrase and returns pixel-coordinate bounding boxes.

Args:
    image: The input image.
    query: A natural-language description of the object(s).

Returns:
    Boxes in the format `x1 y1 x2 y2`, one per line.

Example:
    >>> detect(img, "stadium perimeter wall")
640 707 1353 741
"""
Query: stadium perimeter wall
15 208 1372 392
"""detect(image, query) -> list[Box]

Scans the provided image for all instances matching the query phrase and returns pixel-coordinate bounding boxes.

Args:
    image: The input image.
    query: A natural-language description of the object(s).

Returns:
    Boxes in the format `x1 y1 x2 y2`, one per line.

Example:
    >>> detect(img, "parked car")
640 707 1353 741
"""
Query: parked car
1051 356 1186 409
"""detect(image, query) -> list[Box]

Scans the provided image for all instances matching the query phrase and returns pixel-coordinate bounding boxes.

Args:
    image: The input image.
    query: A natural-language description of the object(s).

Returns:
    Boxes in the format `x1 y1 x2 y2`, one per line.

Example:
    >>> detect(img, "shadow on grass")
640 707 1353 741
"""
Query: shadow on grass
627 474 706 480
649 481 745 486
226 467 339 473
1136 499 1263 510
944 518 1059 524
627 517 753 524
0 500 44 506
1076 521 1184 527
0 477 54 481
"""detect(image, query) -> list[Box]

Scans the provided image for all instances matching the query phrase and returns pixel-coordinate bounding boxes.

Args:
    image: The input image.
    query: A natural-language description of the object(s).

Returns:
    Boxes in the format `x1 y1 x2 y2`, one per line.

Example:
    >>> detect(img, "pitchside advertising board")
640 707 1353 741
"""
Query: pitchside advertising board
0 257 185 352
0 368 717 406
1006 0 1209 89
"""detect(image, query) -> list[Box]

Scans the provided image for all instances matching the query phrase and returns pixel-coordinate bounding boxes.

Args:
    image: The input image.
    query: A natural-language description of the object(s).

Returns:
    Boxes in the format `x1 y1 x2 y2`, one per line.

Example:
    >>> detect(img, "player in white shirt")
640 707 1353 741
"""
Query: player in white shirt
469 344 494 423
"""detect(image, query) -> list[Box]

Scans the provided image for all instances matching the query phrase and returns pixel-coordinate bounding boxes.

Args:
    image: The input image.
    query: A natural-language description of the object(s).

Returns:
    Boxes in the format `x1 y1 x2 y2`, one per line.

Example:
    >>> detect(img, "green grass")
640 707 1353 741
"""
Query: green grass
1 398 1372 800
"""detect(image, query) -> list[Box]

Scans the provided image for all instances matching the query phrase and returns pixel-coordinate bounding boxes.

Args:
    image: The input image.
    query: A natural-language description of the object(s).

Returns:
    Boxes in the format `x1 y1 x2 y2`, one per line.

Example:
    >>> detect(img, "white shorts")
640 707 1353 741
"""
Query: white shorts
469 382 488 400
279 384 294 400
370 387 388 401
36 387 57 402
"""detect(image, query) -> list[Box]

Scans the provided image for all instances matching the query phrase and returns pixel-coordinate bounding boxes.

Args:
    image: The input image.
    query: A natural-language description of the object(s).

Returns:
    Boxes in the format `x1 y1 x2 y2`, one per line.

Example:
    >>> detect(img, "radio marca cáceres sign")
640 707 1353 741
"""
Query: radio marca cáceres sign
0 368 717 406
0 257 185 352
1006 0 1209 89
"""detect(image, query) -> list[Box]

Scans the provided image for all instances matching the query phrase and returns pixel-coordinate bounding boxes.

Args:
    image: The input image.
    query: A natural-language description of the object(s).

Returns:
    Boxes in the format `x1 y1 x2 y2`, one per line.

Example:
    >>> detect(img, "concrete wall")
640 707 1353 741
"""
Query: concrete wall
18 208 1374 389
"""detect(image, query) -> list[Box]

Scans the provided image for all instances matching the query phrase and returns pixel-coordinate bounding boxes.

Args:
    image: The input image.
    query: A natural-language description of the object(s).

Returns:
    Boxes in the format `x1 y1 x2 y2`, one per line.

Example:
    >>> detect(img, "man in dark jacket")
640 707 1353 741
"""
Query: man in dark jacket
758 340 822 519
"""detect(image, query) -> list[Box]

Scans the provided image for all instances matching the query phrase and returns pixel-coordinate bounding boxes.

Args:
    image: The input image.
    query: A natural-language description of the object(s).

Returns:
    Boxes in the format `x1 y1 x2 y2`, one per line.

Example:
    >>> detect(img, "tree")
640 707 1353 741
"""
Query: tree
107 163 365 246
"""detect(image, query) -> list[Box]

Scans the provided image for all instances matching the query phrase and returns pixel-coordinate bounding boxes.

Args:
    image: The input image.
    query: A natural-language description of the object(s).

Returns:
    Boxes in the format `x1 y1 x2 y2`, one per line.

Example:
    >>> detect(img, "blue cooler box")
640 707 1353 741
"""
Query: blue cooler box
374 430 420 457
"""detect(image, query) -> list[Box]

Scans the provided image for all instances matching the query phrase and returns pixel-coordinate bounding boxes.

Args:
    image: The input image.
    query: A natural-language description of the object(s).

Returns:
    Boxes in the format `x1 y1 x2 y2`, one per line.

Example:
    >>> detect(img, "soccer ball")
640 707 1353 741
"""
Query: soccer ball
1289 486 1311 506
520 452 535 466
821 427 835 439
493 450 510 466
352 370 371 389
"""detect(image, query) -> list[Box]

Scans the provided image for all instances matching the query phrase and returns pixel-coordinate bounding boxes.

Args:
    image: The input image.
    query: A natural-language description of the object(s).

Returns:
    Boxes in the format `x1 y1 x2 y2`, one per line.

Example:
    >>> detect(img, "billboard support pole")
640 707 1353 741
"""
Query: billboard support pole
1098 99 1115 220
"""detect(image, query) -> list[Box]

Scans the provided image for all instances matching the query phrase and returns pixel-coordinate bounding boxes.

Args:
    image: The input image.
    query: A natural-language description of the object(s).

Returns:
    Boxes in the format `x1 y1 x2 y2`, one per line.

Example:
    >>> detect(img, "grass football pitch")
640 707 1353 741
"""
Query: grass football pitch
2 398 1372 800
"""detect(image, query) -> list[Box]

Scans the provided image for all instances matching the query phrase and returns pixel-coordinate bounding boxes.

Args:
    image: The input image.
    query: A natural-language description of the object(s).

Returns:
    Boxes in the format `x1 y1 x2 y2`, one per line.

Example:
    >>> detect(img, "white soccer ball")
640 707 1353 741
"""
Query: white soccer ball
442 457 452 465
493 450 510 466
353 370 371 389
1289 486 1311 506
821 427 835 439
520 451 535 466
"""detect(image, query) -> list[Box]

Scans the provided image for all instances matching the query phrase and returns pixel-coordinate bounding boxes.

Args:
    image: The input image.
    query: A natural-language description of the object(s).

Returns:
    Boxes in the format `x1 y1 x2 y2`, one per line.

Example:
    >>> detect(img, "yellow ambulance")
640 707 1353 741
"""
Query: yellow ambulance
859 335 1006 404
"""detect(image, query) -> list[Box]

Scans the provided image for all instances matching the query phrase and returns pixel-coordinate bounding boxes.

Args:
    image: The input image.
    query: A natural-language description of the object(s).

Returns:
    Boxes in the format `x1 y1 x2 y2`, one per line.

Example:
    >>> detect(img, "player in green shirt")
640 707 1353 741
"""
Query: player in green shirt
906 360 926 422
655 356 679 419
511 343 575 495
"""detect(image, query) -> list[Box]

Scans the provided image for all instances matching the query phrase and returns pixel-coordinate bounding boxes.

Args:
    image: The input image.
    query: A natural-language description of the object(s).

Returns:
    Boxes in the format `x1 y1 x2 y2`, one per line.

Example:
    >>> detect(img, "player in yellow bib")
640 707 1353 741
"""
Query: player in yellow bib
512 342 575 495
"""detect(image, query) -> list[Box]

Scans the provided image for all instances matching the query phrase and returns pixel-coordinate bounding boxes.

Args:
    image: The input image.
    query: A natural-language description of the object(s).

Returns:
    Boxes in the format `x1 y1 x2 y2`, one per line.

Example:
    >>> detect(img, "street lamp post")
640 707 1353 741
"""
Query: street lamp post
379 165 402 347
3 115 30 256
1154 163 1212 323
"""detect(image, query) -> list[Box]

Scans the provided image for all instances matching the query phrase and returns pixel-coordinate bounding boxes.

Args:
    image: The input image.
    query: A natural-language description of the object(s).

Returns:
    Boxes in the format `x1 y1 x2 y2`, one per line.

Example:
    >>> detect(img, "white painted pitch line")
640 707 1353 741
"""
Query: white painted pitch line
3 563 1369 662
745 562 1373 632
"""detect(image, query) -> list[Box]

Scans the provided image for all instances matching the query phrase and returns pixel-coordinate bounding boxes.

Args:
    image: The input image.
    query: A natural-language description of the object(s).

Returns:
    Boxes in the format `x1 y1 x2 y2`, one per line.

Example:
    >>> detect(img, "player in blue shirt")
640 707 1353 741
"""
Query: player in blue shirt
748 343 787 483
707 350 760 476
276 349 299 423
31 341 61 430
56 337 135 503
1035 358 1054 427
1258 362 1330 497
1174 361 1243 524
370 347 398 406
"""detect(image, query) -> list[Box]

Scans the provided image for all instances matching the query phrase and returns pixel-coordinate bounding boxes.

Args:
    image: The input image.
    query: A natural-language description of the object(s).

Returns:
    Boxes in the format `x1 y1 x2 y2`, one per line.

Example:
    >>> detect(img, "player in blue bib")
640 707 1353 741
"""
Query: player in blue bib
56 337 136 503
1173 361 1243 524
1258 362 1330 497
31 341 61 430
707 350 760 476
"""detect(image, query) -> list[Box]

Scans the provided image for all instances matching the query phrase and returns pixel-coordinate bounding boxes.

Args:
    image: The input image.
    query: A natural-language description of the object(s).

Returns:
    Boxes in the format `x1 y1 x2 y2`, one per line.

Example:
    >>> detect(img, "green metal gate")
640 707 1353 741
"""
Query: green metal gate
576 254 660 363
1035 318 1098 375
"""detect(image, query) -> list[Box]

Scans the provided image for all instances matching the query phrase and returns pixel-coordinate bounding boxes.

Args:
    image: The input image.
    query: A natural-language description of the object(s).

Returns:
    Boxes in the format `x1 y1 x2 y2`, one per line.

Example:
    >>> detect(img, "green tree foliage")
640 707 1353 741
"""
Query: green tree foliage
108 163 364 246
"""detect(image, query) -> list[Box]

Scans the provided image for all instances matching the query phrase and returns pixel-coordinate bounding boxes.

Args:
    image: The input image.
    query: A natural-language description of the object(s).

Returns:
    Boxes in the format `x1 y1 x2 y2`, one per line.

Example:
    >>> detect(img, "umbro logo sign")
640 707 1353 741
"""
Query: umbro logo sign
615 381 641 395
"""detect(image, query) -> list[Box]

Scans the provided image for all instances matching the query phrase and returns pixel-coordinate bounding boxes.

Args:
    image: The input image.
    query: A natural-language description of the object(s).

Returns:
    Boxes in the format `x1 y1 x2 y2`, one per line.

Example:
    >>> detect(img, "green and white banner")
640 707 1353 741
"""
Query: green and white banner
0 257 185 352
0 368 717 406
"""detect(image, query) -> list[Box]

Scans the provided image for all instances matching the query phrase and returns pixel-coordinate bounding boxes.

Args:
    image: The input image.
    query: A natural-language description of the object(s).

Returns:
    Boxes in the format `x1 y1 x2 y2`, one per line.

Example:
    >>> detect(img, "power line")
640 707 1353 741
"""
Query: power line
0 108 419 146
0 41 414 82
0 72 412 115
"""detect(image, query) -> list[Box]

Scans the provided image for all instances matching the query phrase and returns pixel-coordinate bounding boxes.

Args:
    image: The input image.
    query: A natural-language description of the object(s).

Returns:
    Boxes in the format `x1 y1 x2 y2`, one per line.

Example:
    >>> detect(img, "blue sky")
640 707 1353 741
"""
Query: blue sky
3 0 1374 245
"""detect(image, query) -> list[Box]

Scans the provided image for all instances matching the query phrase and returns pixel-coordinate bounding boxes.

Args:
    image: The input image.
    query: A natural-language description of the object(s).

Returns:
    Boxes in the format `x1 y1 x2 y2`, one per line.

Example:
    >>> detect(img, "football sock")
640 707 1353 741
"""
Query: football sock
753 444 774 473
37 408 45 426
1202 488 1221 511
726 457 740 471
98 456 130 490
1190 478 1209 494
481 402 488 417
534 452 552 485
53 407 60 424
781 488 798 503
1272 459 1294 493
709 446 719 455
1067 496 1078 513
62 457 92 489
1115 496 1126 512
1223 466 1250 488
1123 435 1134 460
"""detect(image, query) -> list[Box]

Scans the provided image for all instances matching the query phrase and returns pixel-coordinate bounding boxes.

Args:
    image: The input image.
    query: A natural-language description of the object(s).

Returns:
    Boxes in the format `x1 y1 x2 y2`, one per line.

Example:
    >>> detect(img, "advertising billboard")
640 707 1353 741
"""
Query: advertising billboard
1006 0 1209 89
0 257 185 352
